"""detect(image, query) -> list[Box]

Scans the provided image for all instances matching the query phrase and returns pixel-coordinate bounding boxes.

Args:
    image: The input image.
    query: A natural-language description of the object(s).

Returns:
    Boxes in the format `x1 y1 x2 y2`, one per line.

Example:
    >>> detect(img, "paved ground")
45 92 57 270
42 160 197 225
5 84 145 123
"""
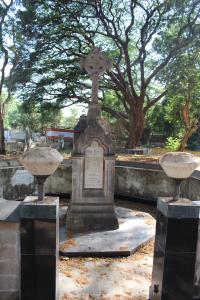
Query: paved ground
59 200 156 300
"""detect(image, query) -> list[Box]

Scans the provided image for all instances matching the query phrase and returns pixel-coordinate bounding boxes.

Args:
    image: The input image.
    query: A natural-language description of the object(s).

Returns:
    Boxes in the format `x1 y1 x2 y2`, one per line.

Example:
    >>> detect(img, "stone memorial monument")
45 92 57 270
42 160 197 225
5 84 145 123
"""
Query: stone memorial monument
67 48 119 234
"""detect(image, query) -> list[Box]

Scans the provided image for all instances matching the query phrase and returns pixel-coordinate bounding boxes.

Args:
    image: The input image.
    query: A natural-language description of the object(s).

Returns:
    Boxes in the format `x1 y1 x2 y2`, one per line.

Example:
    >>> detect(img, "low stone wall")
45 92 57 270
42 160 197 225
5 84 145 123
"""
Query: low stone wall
0 159 71 201
115 162 200 202
115 164 174 201
0 160 35 201
46 161 72 195
0 159 200 202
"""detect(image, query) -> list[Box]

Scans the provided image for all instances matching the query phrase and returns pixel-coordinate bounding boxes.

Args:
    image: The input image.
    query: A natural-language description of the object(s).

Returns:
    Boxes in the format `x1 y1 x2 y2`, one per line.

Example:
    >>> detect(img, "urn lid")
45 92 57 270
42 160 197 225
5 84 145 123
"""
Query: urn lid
159 152 199 179
20 147 63 176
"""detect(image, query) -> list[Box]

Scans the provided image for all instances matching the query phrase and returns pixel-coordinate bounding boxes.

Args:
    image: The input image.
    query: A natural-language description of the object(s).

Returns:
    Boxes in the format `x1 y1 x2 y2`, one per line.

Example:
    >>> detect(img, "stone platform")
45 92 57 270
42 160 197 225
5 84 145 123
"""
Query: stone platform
60 207 155 257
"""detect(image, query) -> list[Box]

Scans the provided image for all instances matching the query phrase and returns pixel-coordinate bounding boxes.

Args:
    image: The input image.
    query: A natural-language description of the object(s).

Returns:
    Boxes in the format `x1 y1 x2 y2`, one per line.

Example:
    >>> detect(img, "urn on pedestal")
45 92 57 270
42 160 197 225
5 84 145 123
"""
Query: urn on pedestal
20 147 63 201
150 152 200 300
159 151 198 201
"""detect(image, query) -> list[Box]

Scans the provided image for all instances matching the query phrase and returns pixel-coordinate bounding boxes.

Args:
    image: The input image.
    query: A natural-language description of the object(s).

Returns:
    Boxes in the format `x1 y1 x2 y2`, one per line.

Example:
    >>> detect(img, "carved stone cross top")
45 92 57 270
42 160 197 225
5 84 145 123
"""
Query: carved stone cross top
80 47 112 76
80 47 112 104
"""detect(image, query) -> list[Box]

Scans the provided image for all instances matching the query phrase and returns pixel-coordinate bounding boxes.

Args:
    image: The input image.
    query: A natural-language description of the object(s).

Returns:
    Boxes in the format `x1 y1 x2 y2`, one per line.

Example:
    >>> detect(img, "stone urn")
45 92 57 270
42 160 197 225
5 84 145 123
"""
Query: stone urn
20 147 63 200
159 152 199 201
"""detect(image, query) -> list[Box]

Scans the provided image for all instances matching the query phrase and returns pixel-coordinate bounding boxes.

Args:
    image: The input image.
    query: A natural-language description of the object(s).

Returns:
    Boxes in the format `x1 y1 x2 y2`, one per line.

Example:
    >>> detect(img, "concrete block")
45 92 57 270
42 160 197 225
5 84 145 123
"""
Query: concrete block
0 290 19 300
0 259 18 275
0 275 18 290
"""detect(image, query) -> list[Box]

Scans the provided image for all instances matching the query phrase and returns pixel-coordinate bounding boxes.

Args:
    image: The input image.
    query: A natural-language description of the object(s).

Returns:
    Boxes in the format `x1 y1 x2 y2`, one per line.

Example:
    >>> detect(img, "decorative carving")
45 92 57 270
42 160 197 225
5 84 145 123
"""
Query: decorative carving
80 47 112 104
80 47 112 76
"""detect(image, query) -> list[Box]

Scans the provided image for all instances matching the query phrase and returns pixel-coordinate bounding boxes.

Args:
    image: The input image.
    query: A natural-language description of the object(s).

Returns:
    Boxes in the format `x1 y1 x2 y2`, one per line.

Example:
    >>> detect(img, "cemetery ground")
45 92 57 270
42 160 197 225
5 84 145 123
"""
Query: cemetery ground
2 147 200 163
59 200 156 300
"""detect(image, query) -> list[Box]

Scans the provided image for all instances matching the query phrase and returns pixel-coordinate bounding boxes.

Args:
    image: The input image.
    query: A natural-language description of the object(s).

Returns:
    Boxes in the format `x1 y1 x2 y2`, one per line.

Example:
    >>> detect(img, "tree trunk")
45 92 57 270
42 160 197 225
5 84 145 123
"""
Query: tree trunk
0 109 5 155
126 104 145 148
178 125 198 151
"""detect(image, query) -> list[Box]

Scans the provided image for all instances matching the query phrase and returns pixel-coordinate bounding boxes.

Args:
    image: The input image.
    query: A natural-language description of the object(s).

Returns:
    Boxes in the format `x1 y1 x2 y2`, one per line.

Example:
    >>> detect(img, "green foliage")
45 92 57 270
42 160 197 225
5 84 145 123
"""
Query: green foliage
5 98 64 132
149 47 200 149
14 3 200 96
147 100 173 136
4 98 21 129
188 131 200 151
10 0 200 146
165 136 181 151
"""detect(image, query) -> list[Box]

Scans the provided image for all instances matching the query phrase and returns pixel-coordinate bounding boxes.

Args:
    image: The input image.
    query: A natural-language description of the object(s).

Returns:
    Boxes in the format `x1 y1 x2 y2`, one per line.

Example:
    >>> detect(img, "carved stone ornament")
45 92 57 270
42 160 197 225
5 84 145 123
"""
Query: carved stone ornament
159 152 199 179
80 47 112 76
20 147 63 176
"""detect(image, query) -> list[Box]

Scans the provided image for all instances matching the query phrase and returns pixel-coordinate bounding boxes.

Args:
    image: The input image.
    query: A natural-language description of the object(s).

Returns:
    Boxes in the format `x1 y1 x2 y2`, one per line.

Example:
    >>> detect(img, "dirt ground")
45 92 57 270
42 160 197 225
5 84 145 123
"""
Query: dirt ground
59 201 156 300
59 241 154 300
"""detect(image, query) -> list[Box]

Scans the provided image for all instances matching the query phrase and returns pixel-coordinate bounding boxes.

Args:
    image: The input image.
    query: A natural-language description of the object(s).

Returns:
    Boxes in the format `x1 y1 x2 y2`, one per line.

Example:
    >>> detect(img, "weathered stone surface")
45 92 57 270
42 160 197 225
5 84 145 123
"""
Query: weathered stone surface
46 161 71 195
0 221 20 300
0 275 19 290
61 207 155 257
115 166 175 201
11 169 34 186
159 151 199 179
0 259 18 274
1 161 36 201
80 47 112 77
20 146 63 176
84 140 104 189
1 159 200 202
67 48 118 234
0 290 19 300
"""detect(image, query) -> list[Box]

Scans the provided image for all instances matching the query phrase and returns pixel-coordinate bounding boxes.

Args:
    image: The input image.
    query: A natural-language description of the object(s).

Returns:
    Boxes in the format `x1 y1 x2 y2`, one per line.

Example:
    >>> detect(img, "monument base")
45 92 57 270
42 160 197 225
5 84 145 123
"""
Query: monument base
66 205 118 234
61 207 155 257
21 196 59 300
149 197 200 300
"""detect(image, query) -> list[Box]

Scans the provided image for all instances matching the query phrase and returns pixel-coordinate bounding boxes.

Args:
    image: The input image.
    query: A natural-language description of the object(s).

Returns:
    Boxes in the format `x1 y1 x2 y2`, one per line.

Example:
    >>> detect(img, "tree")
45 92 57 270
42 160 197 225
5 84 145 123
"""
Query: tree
3 97 65 133
147 100 175 137
162 49 200 151
0 0 20 153
4 96 20 128
18 101 65 133
13 0 200 147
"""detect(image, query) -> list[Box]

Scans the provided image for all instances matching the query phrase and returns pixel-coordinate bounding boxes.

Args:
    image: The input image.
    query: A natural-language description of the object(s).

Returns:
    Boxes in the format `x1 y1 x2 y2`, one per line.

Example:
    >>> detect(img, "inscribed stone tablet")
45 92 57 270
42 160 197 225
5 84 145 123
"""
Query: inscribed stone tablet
84 141 104 189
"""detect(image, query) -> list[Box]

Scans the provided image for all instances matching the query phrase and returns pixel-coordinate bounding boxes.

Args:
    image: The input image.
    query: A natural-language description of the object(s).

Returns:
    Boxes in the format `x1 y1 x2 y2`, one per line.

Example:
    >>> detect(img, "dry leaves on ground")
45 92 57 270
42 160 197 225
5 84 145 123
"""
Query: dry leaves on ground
62 295 147 300
60 238 78 251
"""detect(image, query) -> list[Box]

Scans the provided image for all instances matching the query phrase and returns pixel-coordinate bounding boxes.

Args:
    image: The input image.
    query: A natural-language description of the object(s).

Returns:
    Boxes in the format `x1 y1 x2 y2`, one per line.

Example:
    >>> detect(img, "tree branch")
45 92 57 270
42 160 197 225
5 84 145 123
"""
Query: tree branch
143 90 167 113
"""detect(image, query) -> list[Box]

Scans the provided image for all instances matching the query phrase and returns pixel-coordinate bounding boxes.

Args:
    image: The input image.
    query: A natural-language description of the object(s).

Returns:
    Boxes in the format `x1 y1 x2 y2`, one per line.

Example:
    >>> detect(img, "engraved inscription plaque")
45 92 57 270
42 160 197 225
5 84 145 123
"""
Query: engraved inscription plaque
84 140 104 189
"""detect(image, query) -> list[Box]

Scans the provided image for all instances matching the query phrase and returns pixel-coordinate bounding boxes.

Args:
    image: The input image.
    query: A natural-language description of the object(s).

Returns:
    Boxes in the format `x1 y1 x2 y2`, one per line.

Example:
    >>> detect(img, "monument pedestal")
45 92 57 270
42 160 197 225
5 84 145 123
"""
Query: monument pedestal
20 196 59 300
149 198 200 300
67 137 119 234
